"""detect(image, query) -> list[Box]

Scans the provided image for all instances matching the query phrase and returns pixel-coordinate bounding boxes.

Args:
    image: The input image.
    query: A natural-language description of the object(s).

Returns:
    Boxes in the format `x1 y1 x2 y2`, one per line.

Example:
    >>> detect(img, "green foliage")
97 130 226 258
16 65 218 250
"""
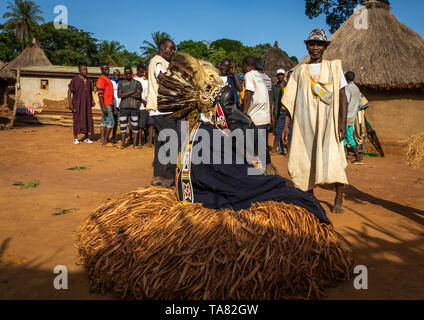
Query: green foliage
177 40 210 60
97 40 124 66
24 180 40 188
13 180 40 189
140 31 172 59
226 43 272 70
38 22 99 66
2 0 44 51
0 25 19 61
363 151 380 157
176 38 272 73
67 166 88 171
290 56 299 64
211 38 243 54
177 40 226 65
305 0 390 33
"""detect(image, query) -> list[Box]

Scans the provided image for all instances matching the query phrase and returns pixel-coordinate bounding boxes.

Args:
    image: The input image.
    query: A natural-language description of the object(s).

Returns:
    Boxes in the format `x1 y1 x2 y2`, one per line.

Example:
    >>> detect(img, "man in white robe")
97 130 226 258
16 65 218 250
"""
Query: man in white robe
282 29 348 213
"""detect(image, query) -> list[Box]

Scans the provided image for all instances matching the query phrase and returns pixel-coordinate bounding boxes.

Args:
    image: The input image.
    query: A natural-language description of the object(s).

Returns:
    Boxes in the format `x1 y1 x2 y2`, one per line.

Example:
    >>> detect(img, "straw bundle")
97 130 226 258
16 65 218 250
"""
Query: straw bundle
77 187 354 300
404 133 424 168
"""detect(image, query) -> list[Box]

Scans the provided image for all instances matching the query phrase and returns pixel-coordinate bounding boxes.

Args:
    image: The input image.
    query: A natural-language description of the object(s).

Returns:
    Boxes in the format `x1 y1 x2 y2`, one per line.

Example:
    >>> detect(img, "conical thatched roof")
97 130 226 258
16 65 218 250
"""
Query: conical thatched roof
0 61 15 81
0 38 52 80
263 41 296 83
300 1 424 90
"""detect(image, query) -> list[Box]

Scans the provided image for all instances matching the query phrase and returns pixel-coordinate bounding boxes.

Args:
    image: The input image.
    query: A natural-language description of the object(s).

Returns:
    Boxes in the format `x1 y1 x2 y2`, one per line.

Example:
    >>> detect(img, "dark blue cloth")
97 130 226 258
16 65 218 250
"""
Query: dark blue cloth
256 124 271 165
178 123 329 224
227 75 240 108
274 111 292 151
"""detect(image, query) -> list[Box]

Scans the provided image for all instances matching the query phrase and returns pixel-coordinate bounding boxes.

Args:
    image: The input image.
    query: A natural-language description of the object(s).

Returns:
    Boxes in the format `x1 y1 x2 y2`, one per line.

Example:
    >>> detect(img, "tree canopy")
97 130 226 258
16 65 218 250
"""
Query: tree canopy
305 0 390 33
2 0 44 51
0 1 296 70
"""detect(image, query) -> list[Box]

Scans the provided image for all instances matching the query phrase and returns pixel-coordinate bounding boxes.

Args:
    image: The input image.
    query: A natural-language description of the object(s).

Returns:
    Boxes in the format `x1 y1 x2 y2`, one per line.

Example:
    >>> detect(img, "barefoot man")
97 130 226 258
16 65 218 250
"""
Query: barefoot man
282 29 348 213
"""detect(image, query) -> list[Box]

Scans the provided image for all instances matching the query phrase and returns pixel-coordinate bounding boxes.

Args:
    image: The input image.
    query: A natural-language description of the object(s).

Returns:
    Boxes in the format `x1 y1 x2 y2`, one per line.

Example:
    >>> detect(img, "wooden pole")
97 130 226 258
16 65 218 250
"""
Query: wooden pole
8 68 20 128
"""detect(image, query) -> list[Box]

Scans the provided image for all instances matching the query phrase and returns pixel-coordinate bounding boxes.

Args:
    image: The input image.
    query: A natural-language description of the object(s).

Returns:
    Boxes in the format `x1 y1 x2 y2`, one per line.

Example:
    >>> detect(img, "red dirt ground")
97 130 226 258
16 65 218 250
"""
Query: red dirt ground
0 125 423 300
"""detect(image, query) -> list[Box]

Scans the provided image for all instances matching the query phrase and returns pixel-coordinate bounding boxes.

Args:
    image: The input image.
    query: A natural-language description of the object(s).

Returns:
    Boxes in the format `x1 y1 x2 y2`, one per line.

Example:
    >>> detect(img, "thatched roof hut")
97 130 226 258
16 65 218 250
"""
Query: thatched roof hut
263 41 296 83
298 0 424 145
300 0 424 90
0 38 52 81
0 60 15 81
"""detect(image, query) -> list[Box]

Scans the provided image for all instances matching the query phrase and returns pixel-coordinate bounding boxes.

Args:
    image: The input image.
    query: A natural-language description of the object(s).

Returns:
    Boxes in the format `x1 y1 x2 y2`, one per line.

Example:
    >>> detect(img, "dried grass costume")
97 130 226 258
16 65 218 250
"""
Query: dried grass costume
77 54 354 300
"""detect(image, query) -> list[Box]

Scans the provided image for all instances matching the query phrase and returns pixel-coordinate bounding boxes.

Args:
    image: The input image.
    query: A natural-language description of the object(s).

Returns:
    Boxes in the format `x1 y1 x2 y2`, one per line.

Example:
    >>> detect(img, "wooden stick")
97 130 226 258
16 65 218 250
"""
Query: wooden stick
8 68 20 128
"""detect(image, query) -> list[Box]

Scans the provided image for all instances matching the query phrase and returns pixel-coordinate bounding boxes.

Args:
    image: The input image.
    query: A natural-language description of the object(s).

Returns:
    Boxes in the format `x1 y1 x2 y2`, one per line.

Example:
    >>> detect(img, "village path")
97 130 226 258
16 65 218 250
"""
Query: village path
0 125 423 300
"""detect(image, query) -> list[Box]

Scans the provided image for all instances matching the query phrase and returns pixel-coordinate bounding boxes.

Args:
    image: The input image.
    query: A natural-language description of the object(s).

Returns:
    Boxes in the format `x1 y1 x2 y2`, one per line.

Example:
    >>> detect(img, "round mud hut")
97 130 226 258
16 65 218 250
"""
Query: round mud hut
300 0 424 144
0 38 52 120
262 41 296 83
4 38 52 77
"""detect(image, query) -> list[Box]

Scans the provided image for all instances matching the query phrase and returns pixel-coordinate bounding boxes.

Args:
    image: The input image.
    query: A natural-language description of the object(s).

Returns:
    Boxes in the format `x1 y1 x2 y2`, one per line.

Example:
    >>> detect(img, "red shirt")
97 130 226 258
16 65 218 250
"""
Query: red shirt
97 75 114 106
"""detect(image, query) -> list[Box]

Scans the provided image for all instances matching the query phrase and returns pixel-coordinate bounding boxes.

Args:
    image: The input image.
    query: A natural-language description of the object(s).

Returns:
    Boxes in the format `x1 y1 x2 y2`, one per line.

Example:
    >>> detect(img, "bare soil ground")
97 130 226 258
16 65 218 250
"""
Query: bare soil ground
0 125 423 300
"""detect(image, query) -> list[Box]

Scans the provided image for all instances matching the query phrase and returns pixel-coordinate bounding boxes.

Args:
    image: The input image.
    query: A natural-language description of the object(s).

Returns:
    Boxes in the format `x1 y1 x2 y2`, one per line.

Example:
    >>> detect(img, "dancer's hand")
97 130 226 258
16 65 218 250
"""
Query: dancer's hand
338 124 347 142
282 126 290 144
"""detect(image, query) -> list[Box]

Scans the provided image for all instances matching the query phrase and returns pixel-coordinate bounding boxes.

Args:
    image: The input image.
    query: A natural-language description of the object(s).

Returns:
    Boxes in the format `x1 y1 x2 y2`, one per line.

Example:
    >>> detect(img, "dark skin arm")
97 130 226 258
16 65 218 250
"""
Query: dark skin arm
242 90 254 114
130 90 141 99
229 63 243 92
118 87 137 99
67 89 76 112
99 96 108 116
338 87 348 142
281 111 292 144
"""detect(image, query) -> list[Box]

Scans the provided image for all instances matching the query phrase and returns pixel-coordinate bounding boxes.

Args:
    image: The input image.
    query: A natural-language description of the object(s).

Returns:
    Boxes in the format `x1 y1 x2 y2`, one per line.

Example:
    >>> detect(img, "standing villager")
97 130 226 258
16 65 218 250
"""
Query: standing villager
68 64 95 144
255 57 272 92
242 56 272 166
270 68 288 155
282 29 348 213
218 59 242 103
344 71 363 165
146 39 177 188
97 63 115 146
118 66 142 149
133 64 151 147
111 69 121 144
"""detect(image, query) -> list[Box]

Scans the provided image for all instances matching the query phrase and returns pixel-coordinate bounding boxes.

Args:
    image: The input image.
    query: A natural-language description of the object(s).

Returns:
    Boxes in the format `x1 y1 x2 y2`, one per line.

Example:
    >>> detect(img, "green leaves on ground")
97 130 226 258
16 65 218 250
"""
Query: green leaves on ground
25 181 40 188
363 152 380 157
12 180 40 188
67 166 88 171
52 208 79 216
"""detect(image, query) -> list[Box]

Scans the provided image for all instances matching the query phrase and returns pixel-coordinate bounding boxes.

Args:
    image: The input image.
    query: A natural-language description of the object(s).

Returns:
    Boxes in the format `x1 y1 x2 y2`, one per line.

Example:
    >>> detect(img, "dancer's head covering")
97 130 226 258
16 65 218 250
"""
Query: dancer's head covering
157 53 226 119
